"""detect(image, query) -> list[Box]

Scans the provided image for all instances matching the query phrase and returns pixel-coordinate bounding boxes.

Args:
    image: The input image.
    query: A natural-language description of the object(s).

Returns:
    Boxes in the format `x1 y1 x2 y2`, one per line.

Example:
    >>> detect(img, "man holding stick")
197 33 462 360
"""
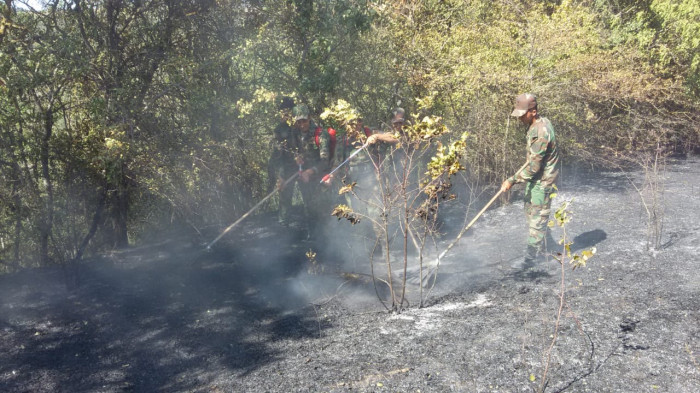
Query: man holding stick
500 93 560 264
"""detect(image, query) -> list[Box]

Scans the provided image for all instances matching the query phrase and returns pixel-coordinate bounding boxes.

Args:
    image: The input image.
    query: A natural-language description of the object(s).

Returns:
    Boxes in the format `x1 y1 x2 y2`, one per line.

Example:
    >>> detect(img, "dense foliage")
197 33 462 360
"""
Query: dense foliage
1 0 698 270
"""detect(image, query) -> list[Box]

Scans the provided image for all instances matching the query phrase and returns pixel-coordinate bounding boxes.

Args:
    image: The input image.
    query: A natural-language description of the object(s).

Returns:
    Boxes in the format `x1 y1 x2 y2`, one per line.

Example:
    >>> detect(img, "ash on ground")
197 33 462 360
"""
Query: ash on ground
1 157 699 392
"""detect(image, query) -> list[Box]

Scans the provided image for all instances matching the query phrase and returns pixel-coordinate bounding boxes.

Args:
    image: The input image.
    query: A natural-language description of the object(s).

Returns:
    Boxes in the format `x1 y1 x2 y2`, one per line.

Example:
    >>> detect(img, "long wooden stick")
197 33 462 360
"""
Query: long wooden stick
206 172 299 249
435 188 503 261
421 164 528 287
320 143 369 183
433 162 528 262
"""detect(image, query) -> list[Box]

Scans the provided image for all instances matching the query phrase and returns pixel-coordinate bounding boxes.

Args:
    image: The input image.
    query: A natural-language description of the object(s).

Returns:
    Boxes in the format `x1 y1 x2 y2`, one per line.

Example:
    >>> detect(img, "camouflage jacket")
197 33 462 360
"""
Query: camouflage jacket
269 120 331 179
510 117 559 188
298 123 331 176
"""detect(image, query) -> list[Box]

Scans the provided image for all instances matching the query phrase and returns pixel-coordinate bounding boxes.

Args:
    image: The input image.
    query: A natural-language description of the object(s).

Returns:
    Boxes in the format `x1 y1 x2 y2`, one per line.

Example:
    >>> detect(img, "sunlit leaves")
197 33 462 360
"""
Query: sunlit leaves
331 204 360 224
338 181 357 195
574 247 597 270
320 99 360 133
602 0 700 95
235 87 281 118
425 131 467 182
306 248 323 275
650 0 700 94
551 199 596 270
553 199 572 226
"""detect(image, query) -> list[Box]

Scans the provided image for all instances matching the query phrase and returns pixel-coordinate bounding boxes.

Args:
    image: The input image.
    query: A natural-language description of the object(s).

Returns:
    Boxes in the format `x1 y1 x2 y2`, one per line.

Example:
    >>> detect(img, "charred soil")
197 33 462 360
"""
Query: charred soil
1 157 699 392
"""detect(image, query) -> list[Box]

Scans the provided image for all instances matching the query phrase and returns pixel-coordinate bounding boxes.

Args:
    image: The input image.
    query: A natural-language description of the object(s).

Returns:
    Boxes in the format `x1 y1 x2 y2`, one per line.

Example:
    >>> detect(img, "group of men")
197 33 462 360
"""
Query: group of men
266 93 559 265
266 97 406 239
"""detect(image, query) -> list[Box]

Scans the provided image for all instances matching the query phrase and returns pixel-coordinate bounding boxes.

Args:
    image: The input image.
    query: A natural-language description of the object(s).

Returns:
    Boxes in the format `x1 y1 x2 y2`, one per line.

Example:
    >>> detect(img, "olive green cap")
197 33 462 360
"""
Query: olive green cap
293 104 309 121
391 107 406 124
511 93 537 117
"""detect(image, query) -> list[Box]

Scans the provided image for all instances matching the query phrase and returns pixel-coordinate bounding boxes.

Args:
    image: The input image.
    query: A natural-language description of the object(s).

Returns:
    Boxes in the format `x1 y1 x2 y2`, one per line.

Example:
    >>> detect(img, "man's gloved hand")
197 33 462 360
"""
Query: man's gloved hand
321 173 333 186
276 176 285 191
500 179 513 193
300 168 315 183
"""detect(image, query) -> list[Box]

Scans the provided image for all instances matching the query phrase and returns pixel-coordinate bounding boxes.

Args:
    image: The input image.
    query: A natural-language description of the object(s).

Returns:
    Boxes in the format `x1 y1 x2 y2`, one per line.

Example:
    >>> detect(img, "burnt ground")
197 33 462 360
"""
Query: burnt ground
1 156 699 393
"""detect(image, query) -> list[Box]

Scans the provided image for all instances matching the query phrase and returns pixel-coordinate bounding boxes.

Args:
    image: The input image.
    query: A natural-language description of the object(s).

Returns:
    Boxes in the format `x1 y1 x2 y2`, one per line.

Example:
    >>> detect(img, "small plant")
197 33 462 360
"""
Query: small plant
539 199 596 392
306 249 322 275
640 145 666 251
600 133 668 252
328 100 467 310
548 199 596 269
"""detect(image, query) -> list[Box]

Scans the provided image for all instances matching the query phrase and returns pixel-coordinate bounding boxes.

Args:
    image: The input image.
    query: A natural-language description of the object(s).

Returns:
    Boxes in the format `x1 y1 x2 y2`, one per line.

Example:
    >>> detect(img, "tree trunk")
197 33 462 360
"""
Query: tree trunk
114 163 129 248
12 176 22 270
39 110 55 265
75 188 107 262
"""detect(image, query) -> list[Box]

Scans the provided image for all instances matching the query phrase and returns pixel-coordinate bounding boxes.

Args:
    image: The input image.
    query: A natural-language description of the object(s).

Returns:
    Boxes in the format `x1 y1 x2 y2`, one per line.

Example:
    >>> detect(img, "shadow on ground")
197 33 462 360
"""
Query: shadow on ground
570 229 607 252
0 211 330 392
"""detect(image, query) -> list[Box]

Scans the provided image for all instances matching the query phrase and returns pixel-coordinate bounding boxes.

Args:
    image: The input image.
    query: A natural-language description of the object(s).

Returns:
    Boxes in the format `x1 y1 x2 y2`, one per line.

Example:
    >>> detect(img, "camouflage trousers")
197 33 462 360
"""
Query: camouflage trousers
299 178 332 233
277 171 297 225
523 181 554 253
278 170 331 234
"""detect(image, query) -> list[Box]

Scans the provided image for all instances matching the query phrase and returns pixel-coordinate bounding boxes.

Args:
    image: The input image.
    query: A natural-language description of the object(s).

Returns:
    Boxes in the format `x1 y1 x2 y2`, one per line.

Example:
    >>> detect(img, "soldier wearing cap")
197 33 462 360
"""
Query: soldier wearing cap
289 104 331 182
501 93 559 263
272 103 331 236
366 107 404 145
390 107 406 133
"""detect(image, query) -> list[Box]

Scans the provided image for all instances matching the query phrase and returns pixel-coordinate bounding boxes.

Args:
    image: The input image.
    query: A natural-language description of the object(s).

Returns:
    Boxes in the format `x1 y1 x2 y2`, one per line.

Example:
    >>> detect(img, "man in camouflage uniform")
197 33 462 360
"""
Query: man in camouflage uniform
270 103 331 235
501 93 559 263
293 104 332 236
329 108 402 187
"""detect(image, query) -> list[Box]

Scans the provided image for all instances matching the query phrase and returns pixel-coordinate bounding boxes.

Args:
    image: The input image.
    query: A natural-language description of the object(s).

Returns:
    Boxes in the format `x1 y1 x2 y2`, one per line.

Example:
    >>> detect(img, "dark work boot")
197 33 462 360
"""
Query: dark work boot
510 245 541 269
526 245 540 259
